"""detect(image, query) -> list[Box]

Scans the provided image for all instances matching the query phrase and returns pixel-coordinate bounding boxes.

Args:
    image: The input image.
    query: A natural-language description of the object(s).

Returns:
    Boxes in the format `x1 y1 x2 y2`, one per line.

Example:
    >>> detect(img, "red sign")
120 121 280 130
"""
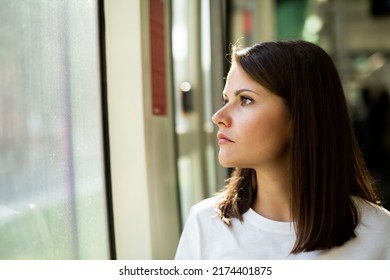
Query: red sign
149 0 167 116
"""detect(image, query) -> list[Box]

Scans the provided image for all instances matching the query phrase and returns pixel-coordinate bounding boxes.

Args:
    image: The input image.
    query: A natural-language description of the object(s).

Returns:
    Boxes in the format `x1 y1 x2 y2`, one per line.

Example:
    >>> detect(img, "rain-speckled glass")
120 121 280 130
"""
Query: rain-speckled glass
0 0 109 259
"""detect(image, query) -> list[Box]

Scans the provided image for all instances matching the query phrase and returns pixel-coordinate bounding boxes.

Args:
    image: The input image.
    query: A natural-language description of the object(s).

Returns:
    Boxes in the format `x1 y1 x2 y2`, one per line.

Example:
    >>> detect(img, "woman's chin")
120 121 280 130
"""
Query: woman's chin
218 158 235 168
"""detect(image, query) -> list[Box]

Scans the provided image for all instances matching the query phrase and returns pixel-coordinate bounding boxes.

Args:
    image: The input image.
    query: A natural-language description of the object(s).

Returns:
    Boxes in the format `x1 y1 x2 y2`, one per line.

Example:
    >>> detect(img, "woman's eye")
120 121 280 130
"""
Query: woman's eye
222 98 228 106
240 96 253 105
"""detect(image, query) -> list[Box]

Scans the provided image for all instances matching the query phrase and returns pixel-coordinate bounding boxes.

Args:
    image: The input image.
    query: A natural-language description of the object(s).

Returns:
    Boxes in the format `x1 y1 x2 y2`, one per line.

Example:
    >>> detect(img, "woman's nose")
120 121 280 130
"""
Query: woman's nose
212 106 230 128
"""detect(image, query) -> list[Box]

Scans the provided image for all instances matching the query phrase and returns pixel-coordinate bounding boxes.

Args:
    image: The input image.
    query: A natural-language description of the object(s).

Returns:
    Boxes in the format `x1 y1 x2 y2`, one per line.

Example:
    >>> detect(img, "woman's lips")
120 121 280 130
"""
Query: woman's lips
217 132 234 144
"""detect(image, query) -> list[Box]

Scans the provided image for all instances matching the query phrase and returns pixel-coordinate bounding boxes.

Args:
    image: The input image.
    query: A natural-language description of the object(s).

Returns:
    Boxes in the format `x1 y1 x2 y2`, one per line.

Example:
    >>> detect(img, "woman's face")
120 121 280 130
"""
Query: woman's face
212 61 292 170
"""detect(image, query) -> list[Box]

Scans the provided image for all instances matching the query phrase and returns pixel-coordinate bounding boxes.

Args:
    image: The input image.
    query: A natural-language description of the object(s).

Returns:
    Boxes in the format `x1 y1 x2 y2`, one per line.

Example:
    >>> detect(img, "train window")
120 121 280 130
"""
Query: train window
0 0 109 259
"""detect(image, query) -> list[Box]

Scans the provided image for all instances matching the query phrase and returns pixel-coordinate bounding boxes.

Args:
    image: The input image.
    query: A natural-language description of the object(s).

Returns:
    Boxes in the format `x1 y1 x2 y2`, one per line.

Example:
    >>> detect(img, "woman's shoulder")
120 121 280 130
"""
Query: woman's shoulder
181 195 226 235
353 196 390 229
189 195 223 217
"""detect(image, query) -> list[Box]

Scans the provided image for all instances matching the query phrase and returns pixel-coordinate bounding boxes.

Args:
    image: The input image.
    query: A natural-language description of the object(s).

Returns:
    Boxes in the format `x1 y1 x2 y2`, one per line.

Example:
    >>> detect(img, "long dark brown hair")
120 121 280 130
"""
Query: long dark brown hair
217 40 380 254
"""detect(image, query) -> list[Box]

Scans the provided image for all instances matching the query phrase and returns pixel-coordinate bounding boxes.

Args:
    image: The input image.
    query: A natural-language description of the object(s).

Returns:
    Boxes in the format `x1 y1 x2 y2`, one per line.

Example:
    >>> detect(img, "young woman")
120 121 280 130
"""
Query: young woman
175 40 390 259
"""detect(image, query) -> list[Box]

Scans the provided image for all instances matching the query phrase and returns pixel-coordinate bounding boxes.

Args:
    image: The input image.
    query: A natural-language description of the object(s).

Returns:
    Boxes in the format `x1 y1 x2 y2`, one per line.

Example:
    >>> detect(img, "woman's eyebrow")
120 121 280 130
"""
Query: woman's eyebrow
234 88 260 96
222 88 260 98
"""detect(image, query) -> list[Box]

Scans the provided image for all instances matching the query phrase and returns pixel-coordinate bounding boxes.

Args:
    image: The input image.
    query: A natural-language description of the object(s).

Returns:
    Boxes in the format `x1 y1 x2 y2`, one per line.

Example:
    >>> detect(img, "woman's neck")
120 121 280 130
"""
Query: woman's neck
252 167 292 222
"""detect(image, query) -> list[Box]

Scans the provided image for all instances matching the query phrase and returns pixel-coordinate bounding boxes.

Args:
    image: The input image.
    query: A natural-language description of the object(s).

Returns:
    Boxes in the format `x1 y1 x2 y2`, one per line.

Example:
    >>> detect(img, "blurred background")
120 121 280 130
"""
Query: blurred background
0 0 389 259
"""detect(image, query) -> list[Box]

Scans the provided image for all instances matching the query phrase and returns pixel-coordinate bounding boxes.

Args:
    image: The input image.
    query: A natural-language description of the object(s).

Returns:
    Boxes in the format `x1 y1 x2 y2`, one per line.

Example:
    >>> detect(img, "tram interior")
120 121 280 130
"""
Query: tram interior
0 0 389 259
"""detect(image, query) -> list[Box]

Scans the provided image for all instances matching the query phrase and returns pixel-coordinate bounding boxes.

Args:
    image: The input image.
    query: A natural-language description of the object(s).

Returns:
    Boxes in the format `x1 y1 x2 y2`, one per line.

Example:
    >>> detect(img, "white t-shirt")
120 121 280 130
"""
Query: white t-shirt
175 196 390 259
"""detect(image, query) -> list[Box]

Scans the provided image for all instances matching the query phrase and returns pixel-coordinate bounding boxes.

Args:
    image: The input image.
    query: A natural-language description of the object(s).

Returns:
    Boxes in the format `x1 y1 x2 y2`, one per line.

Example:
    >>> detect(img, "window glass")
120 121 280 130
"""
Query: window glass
0 0 109 259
